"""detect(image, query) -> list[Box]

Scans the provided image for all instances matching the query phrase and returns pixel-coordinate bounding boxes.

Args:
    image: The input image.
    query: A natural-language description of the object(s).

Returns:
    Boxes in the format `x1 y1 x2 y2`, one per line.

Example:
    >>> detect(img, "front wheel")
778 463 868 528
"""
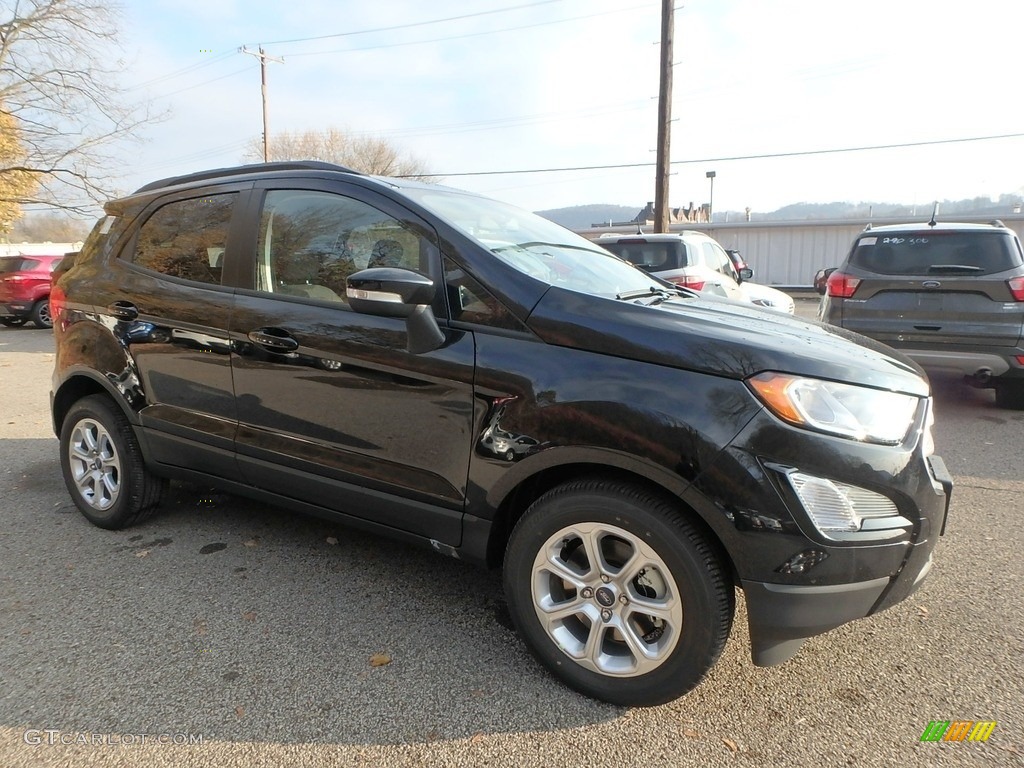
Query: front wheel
59 395 166 529
1 317 27 327
503 479 733 706
30 299 52 329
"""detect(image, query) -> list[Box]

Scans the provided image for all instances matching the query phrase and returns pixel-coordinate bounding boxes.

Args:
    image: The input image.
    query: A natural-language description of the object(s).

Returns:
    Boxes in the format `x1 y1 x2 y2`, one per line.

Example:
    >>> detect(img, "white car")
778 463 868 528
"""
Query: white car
596 232 795 313
738 280 795 314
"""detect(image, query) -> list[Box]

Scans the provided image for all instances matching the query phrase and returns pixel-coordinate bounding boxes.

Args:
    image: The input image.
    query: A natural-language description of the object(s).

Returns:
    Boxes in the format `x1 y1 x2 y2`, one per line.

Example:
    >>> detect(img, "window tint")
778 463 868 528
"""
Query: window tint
850 232 1023 276
256 190 430 304
131 195 235 284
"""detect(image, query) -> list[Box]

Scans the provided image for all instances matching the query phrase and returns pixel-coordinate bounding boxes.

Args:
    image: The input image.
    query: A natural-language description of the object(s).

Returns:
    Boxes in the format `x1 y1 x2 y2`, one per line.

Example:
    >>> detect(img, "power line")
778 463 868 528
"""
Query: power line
410 131 1024 178
283 3 656 58
249 0 569 47
124 51 237 91
130 2 653 105
156 66 252 99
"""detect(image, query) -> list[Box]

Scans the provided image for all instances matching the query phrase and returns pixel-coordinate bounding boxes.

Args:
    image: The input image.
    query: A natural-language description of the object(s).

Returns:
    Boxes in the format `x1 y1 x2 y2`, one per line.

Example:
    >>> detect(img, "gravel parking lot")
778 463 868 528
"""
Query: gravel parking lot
1 319 1022 767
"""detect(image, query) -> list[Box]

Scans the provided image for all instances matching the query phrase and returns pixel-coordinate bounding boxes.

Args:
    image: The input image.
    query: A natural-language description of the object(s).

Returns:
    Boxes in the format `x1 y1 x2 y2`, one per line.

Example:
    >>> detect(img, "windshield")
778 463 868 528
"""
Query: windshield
405 187 658 298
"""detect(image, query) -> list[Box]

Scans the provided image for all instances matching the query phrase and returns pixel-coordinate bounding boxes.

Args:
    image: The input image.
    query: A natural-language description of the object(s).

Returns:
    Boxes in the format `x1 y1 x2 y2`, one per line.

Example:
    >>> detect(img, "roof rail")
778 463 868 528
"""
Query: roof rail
989 219 1007 228
133 161 361 194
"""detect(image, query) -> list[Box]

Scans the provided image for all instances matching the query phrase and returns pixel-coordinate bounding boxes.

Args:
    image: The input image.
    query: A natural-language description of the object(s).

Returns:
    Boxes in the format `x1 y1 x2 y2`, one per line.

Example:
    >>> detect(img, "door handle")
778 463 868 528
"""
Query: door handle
247 328 299 352
107 301 139 321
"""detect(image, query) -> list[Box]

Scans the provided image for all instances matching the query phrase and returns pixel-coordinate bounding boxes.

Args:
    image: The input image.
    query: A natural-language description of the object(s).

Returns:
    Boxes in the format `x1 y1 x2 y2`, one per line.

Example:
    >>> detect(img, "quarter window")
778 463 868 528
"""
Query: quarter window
131 194 236 284
443 255 523 330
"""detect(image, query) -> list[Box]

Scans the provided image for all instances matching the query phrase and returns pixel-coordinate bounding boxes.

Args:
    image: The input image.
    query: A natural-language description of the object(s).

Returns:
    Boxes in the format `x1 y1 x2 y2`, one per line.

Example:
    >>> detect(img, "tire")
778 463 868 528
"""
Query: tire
30 299 52 329
994 380 1024 410
59 395 166 529
503 479 733 706
1 317 27 327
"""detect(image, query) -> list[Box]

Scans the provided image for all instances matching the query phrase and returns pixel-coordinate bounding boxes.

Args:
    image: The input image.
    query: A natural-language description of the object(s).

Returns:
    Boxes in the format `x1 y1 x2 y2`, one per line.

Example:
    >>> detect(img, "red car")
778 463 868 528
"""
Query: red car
0 253 64 328
814 267 837 295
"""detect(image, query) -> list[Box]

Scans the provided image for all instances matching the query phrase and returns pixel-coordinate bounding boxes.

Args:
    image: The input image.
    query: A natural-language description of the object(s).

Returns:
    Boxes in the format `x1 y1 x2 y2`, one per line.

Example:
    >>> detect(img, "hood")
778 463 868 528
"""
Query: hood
527 287 929 397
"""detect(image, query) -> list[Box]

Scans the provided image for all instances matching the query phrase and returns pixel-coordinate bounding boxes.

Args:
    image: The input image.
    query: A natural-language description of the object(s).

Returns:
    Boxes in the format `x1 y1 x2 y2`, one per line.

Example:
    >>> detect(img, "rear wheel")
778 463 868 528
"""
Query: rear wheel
59 395 166 529
994 380 1024 410
503 479 733 706
30 299 52 329
1 317 27 327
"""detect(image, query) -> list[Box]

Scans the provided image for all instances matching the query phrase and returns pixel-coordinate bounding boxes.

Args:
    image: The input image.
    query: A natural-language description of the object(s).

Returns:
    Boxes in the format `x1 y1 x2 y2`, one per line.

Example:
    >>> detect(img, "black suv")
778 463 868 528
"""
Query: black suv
819 220 1024 408
51 162 951 706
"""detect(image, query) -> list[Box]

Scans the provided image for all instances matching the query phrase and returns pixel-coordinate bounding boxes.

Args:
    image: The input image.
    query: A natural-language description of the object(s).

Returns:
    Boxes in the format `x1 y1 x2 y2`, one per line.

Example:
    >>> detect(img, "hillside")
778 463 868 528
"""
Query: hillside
535 204 638 230
537 192 1023 228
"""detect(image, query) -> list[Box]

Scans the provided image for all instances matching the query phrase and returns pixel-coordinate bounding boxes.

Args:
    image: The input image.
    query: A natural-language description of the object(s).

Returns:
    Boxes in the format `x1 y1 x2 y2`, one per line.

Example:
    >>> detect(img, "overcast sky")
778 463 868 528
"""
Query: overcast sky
113 0 1024 216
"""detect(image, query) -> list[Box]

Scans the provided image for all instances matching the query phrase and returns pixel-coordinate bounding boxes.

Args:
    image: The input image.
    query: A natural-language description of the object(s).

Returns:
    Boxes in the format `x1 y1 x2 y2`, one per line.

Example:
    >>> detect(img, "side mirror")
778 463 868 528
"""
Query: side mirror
347 267 444 354
739 267 753 282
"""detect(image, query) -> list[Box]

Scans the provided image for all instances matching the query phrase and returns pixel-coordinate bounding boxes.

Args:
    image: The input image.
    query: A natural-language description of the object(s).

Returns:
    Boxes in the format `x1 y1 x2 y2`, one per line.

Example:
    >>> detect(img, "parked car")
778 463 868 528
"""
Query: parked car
819 219 1024 409
596 231 749 302
725 248 795 314
51 162 951 706
597 233 794 313
814 266 837 294
0 253 63 328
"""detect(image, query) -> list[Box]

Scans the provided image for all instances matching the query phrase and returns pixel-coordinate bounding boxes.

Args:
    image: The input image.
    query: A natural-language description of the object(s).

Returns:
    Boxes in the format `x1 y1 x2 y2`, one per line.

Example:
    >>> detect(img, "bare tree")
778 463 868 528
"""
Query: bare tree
0 0 156 215
244 128 438 182
9 210 89 241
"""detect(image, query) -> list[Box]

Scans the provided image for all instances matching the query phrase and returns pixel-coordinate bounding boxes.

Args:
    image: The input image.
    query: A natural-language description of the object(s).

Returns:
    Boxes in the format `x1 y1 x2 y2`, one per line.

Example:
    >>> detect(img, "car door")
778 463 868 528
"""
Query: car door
700 240 746 301
103 185 250 479
227 180 476 545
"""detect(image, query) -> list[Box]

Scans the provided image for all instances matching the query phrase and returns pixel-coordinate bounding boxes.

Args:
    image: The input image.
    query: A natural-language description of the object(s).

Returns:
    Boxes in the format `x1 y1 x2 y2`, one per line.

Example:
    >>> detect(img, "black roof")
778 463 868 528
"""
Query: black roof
132 161 361 194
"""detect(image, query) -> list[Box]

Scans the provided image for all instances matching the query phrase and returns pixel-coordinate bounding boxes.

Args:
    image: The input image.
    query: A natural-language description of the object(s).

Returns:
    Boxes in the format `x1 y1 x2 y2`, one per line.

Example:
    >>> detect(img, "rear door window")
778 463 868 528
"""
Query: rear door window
703 241 739 280
128 195 237 284
850 232 1023 276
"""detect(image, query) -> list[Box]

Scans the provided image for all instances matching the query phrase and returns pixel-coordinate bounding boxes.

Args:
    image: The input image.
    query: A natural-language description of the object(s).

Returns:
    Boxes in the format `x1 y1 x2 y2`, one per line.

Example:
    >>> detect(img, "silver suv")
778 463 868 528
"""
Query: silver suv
819 219 1024 408
596 232 749 301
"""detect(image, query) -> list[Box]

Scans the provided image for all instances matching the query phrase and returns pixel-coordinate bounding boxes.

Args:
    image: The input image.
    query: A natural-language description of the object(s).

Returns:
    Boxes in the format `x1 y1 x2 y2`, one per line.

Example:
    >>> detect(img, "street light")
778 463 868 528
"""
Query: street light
706 170 716 223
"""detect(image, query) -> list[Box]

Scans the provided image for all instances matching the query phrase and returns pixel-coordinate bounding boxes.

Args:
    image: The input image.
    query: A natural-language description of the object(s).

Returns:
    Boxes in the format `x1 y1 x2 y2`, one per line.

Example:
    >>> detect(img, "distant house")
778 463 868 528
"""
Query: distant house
591 201 710 228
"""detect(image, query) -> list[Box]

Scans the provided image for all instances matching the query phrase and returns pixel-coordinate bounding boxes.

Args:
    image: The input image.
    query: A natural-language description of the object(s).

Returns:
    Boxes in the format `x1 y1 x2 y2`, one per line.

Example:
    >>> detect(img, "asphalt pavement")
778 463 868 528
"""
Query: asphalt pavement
1 317 1022 767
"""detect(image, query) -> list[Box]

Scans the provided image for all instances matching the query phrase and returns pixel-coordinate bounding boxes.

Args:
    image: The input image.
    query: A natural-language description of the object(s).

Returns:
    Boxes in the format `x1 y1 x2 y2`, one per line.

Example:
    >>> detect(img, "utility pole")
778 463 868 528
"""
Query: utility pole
654 0 674 233
240 46 284 162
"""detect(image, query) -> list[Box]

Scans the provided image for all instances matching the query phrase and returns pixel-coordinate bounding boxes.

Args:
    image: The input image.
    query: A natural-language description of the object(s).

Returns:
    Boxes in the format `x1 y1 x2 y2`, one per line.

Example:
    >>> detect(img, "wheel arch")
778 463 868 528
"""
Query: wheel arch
52 370 140 437
479 457 737 586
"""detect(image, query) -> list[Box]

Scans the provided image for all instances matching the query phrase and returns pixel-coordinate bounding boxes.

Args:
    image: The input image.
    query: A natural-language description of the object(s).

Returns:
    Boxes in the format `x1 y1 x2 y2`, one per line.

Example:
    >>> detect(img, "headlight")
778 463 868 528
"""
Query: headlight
747 372 920 445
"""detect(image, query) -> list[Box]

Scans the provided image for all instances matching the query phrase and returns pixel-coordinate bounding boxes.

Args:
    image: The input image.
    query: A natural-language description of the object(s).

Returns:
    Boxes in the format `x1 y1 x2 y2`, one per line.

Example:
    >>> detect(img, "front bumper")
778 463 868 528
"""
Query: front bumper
688 404 953 666
743 455 951 666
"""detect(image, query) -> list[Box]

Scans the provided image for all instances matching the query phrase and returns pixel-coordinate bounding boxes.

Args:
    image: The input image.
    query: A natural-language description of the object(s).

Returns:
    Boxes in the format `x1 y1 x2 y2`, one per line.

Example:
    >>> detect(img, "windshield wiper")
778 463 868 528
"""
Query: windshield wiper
927 264 982 274
509 241 610 257
616 286 675 301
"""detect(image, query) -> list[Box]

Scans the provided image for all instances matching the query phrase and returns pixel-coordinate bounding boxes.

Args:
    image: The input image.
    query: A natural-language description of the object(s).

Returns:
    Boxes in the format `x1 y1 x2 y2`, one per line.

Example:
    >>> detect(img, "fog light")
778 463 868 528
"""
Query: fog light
788 472 899 534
